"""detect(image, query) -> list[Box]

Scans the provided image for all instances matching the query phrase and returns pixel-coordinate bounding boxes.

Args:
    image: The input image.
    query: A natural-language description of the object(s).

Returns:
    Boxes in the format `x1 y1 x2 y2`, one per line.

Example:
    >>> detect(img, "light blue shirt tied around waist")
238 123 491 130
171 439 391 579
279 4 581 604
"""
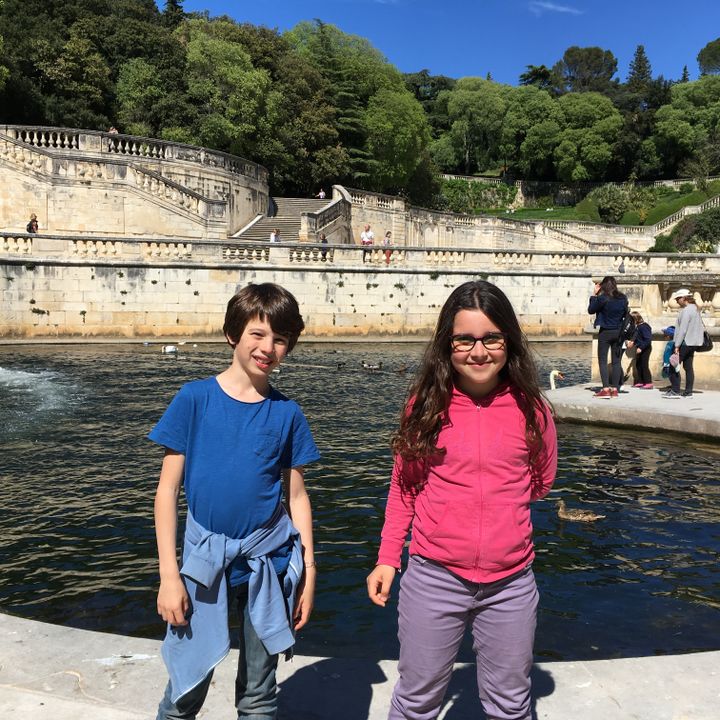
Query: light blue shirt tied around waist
162 505 303 703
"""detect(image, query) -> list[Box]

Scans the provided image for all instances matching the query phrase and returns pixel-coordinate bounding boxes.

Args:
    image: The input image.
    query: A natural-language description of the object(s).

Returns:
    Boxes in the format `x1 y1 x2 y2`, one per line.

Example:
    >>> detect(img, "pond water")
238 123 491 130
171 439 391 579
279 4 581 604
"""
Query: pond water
0 342 718 662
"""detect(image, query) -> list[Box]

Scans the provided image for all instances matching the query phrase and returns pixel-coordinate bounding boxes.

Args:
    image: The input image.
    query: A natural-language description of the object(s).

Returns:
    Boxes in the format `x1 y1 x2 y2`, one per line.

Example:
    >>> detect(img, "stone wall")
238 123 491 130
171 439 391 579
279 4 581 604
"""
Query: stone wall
3 233 719 341
0 126 269 238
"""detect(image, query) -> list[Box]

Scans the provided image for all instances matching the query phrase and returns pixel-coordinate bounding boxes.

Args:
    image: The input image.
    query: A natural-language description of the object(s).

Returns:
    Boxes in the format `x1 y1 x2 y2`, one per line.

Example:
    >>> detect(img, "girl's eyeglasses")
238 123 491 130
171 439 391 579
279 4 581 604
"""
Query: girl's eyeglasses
450 333 507 352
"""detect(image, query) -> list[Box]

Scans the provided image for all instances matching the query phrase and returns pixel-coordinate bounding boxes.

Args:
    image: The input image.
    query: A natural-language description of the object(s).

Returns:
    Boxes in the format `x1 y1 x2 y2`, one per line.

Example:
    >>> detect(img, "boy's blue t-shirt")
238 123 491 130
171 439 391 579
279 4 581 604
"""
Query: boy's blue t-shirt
149 377 320 585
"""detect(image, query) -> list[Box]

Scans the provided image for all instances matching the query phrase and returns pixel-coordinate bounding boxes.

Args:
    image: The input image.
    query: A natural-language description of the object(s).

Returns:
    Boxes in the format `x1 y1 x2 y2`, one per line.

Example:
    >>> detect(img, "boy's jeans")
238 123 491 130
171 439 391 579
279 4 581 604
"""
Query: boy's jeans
156 582 279 720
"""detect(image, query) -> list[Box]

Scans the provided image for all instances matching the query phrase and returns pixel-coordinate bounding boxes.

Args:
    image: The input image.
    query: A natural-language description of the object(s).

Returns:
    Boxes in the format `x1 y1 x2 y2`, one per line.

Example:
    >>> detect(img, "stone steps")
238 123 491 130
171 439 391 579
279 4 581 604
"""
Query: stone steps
237 197 329 241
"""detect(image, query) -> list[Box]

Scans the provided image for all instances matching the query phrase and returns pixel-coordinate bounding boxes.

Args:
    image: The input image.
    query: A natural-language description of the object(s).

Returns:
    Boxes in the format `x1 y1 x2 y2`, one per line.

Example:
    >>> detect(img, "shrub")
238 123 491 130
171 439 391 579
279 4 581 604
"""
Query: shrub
586 184 629 224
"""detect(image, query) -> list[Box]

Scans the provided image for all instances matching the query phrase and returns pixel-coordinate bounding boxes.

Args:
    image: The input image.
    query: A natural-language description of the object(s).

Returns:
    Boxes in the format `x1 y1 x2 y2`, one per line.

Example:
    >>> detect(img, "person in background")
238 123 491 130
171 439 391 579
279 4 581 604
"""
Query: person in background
627 311 653 389
360 224 374 262
270 228 280 243
666 289 705 398
319 232 328 260
383 231 392 265
26 213 39 233
661 326 680 385
316 188 326 200
588 276 628 398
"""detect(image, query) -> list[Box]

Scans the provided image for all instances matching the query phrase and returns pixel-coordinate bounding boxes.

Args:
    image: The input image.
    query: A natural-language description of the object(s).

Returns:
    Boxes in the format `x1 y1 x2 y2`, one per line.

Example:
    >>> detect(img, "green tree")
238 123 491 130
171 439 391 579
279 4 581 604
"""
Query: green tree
404 69 455 135
440 78 508 174
287 19 406 185
500 85 562 177
162 0 184 28
364 88 430 191
553 92 623 181
553 46 618 94
0 0 9 93
698 38 720 75
627 45 652 93
680 65 690 83
518 64 553 90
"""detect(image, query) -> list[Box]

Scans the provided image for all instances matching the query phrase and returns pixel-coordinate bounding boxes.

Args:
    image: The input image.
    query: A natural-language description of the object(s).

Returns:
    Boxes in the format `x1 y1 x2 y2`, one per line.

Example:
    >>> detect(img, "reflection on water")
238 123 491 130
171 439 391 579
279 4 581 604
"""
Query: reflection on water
0 342 717 661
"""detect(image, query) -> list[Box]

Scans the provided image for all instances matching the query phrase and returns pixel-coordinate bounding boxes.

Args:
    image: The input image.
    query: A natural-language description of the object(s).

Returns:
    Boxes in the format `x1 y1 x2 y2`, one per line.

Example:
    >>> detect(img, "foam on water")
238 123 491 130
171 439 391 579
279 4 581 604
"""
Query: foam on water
0 365 69 412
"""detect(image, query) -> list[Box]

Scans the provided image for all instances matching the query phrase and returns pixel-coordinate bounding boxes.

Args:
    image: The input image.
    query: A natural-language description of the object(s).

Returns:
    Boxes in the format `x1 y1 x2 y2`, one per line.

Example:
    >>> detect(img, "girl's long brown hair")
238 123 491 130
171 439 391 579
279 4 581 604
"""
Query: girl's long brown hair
391 280 552 474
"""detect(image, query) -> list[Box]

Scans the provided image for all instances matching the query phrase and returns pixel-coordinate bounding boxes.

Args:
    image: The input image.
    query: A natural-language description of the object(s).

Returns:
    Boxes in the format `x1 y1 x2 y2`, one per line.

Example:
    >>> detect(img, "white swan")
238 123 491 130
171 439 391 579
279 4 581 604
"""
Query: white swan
549 370 564 390
361 361 383 371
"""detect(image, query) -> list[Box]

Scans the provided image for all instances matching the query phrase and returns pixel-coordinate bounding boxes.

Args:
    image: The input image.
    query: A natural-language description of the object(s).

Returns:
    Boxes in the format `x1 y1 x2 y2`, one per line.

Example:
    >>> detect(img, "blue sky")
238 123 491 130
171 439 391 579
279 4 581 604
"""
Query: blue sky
170 0 719 86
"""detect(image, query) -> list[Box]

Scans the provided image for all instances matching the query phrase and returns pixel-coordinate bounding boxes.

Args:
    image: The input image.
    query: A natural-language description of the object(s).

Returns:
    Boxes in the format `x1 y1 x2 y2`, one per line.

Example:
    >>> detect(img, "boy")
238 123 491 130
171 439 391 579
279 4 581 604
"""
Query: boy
661 326 680 384
150 283 319 719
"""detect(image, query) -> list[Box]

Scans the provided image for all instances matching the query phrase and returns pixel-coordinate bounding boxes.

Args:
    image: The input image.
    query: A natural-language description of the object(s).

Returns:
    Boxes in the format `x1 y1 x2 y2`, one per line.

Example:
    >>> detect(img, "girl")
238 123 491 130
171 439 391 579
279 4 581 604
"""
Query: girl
367 280 557 720
628 311 653 389
667 289 705 398
588 276 628 398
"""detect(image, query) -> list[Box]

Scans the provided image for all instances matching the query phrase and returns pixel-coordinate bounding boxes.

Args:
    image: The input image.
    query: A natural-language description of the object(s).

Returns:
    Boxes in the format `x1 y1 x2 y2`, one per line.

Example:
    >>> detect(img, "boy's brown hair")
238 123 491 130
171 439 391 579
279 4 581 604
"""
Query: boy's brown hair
223 283 305 351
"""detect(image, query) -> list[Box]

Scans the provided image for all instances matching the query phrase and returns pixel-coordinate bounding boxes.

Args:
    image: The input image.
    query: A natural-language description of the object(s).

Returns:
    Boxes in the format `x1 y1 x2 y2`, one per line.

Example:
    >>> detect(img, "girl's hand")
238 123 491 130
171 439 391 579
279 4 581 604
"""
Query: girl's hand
157 574 190 626
293 565 316 630
367 564 396 607
636 347 641 354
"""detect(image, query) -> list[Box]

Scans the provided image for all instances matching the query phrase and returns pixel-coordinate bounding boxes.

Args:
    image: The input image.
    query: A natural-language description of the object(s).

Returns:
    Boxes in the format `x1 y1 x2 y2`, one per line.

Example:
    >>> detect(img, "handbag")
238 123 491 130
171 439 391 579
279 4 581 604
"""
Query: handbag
696 330 713 353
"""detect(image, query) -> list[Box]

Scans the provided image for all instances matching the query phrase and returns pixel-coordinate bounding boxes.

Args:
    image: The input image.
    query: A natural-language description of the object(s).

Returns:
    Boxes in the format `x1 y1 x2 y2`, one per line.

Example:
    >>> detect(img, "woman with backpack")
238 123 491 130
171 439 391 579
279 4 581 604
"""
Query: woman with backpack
588 276 628 398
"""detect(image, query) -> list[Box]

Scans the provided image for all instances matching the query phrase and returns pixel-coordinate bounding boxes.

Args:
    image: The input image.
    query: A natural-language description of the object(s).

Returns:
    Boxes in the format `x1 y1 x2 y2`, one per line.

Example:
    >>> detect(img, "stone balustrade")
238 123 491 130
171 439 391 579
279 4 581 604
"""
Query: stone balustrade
1 125 268 183
1 234 33 254
72 239 123 257
4 232 719 286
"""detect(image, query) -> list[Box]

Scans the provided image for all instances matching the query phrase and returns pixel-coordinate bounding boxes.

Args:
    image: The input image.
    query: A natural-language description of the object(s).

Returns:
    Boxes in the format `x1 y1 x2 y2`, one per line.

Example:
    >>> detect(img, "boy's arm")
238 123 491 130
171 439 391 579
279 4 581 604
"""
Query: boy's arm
285 466 315 631
154 449 190 627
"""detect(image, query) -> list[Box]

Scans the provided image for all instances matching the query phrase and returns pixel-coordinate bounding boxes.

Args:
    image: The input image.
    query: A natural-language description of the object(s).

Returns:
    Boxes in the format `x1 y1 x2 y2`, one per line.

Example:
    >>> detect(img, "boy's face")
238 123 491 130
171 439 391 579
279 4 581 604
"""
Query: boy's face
230 315 290 378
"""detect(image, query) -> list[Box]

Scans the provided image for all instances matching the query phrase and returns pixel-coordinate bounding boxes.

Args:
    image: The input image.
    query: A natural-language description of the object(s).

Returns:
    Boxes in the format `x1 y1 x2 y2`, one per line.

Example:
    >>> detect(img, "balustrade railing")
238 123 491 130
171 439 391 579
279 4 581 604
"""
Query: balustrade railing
2 234 720 285
1 125 268 183
1 234 33 254
72 239 123 257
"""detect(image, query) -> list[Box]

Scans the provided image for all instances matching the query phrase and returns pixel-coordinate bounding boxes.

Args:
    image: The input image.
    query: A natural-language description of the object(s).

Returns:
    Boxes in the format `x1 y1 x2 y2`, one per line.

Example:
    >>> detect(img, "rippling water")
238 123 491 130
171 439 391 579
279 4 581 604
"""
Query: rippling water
0 342 717 661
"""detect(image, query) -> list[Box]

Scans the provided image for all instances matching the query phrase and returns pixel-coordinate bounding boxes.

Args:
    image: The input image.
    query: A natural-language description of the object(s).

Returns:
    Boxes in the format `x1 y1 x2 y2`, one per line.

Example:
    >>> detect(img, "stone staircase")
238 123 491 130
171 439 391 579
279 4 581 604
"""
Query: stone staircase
236 197 329 241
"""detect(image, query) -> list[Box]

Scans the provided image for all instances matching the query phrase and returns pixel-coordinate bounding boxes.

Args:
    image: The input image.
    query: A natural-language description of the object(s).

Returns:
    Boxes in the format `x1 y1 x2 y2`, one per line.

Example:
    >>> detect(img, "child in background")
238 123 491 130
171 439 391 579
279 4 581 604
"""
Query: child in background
629 311 653 389
367 280 557 720
661 326 680 383
150 283 319 720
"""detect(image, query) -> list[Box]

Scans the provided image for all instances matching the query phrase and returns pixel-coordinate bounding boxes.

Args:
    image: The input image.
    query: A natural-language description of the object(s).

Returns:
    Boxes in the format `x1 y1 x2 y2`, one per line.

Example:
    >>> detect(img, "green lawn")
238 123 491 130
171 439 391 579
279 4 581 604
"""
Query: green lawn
482 181 720 226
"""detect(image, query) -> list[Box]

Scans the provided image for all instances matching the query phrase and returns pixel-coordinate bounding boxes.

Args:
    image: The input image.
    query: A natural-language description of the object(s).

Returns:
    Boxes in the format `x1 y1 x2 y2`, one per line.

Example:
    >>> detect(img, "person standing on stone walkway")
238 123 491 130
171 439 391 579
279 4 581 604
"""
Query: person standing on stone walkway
367 279 557 720
588 275 628 398
666 288 705 398
627 311 653 389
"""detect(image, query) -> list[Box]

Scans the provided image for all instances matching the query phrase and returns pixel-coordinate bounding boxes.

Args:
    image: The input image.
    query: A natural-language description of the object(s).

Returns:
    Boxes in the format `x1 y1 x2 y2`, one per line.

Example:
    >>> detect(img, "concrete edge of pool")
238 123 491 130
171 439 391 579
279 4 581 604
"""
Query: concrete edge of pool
547 383 720 439
1 613 717 720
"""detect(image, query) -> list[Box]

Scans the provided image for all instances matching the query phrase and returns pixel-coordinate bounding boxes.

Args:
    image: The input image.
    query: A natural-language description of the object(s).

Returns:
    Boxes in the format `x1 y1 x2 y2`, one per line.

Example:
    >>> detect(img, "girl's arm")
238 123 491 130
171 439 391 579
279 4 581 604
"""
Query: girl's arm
530 409 558 502
154 449 190 626
286 466 315 631
367 457 419 607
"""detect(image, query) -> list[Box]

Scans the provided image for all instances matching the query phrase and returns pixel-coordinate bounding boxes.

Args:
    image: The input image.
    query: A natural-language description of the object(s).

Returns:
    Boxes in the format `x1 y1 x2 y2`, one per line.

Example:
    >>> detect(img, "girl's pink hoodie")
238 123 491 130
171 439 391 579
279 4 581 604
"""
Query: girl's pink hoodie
377 383 557 583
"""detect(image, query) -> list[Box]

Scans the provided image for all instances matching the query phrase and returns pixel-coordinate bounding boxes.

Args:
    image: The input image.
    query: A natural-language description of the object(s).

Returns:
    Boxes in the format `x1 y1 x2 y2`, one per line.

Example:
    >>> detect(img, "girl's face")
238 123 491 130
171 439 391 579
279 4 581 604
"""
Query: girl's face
449 308 508 399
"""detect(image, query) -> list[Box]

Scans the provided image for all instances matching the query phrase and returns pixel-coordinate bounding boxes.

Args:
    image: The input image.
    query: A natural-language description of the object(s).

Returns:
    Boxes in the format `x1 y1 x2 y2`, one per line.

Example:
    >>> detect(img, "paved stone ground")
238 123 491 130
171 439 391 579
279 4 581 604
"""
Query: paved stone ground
546 383 720 439
1 614 717 719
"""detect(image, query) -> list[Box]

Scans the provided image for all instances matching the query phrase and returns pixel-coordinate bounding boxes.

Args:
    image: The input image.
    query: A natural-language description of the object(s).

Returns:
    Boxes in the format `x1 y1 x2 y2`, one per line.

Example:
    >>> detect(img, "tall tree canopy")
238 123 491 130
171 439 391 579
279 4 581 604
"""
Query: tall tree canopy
698 38 720 75
553 46 618 94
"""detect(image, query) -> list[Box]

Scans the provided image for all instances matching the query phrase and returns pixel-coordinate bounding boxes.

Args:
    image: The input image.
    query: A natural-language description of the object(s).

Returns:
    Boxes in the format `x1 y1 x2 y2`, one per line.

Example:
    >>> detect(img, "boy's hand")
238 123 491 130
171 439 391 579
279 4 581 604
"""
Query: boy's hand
367 565 396 607
293 566 316 630
157 575 190 626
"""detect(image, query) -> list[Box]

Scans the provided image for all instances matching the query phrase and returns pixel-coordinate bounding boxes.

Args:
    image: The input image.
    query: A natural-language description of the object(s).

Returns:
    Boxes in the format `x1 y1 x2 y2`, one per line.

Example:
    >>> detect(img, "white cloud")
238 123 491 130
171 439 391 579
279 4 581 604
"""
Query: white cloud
529 1 583 16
